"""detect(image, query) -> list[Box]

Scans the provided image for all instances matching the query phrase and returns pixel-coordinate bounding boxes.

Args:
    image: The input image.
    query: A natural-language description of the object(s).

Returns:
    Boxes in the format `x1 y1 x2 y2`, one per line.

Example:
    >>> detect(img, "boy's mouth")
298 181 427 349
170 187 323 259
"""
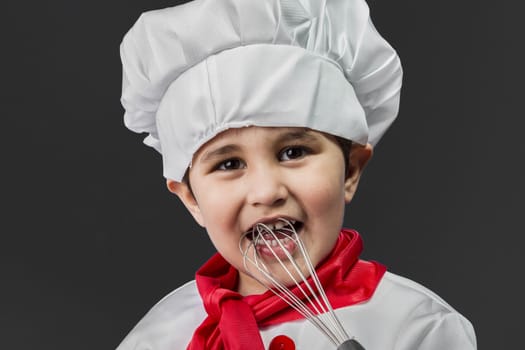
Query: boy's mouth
245 219 304 259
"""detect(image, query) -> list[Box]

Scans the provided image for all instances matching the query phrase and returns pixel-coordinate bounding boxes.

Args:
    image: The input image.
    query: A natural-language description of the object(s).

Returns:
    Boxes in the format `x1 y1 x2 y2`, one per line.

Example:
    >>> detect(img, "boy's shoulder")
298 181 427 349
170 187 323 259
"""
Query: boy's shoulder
376 271 456 310
339 271 477 349
116 280 205 350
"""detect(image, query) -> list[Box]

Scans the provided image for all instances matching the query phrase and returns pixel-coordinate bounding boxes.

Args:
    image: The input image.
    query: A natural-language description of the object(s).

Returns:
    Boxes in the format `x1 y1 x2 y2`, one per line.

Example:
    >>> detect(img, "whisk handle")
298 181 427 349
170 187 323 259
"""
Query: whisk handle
337 339 366 350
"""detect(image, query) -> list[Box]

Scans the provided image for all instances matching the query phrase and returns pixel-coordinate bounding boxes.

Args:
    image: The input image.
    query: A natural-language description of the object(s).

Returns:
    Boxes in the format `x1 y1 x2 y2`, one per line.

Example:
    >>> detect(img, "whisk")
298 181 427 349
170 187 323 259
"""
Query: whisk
239 218 366 350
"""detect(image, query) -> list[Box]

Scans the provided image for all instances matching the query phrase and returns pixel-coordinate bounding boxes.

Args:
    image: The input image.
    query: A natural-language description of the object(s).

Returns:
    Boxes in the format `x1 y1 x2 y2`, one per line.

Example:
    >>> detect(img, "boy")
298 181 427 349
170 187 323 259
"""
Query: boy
118 0 476 349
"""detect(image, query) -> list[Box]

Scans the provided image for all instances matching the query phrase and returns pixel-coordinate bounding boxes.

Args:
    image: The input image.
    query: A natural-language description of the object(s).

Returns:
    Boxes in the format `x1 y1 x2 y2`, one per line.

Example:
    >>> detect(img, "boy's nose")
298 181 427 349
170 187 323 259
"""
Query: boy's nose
245 166 288 207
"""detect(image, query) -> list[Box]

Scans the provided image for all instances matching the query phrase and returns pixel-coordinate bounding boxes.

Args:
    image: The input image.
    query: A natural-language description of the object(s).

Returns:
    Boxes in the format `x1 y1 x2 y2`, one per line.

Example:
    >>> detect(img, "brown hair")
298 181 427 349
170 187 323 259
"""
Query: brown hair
334 136 352 179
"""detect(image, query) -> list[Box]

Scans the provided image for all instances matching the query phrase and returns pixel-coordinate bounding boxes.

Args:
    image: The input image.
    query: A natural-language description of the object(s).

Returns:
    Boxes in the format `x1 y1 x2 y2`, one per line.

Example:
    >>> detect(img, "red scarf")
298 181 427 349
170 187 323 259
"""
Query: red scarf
187 229 386 350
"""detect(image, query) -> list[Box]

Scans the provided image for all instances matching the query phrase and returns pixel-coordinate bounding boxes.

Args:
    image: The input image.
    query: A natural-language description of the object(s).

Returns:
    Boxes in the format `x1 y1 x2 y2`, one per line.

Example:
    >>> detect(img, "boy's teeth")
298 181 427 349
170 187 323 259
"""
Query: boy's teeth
274 221 285 230
252 219 297 233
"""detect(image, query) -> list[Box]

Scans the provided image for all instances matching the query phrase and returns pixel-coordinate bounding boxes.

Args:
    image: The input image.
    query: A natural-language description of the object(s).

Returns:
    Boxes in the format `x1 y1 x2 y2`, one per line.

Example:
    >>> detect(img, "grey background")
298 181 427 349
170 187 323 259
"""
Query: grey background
3 0 523 349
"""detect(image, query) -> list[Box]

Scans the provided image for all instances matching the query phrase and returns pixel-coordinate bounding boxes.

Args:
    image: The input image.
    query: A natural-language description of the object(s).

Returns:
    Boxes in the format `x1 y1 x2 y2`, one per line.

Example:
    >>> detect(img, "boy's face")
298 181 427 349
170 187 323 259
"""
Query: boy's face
168 126 371 295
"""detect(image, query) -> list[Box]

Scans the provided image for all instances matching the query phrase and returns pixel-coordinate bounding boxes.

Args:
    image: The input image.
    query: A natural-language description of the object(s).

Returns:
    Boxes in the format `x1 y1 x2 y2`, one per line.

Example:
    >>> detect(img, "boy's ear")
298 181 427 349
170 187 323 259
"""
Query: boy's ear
344 143 373 203
166 179 205 227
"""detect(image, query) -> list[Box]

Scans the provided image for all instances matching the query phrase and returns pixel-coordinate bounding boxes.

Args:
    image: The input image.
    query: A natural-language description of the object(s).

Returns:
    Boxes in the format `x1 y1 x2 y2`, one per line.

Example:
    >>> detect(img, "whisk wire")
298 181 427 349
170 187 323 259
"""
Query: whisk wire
274 225 350 343
296 233 351 342
242 226 341 345
239 219 362 348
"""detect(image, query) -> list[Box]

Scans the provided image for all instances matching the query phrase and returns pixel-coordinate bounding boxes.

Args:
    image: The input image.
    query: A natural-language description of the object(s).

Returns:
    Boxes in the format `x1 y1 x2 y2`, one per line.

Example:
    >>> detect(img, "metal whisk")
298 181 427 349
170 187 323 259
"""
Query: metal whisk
239 218 366 350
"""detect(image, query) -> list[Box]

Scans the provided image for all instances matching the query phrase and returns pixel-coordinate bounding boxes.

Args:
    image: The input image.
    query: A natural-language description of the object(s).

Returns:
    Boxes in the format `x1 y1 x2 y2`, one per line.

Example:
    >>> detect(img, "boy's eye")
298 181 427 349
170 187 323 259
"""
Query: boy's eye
215 158 245 171
279 146 308 161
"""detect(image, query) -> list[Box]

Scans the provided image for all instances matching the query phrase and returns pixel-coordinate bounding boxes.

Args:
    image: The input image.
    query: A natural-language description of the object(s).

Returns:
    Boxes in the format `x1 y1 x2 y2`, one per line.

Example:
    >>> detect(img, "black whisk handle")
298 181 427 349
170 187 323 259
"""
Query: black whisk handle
337 339 366 350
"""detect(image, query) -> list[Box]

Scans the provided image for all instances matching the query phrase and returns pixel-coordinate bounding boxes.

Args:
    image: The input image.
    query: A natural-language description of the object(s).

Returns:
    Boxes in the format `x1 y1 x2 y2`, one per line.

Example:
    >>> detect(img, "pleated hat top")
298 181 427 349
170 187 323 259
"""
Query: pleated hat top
120 0 402 181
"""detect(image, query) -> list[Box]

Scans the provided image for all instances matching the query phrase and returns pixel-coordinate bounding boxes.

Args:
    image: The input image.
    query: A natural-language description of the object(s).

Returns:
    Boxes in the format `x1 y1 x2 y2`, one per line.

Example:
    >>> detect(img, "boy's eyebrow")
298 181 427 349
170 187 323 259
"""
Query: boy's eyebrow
200 144 241 163
275 129 319 144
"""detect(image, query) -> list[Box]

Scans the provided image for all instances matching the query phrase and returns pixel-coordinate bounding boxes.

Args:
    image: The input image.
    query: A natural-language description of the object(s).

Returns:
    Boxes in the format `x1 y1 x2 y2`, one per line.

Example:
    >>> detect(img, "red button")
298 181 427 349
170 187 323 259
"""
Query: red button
269 335 295 350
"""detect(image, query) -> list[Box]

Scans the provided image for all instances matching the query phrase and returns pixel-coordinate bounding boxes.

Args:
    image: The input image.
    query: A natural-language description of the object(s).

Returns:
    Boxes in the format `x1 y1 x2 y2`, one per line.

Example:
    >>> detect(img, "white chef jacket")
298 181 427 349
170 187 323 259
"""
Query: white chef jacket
116 271 476 350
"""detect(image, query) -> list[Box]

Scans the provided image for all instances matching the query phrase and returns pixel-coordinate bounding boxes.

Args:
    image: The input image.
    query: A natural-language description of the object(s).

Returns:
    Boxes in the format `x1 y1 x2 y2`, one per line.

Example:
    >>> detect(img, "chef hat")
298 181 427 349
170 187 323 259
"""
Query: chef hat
120 0 402 181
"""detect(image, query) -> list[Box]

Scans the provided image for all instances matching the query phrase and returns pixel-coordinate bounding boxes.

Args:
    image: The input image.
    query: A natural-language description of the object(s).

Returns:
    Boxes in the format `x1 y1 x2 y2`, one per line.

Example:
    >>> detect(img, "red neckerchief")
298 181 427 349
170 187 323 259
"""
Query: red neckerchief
186 229 386 350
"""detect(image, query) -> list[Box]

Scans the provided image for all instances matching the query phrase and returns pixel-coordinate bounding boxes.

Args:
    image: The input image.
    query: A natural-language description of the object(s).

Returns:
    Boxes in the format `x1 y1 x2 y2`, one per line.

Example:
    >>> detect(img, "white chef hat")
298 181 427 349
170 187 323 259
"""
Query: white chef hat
120 0 402 181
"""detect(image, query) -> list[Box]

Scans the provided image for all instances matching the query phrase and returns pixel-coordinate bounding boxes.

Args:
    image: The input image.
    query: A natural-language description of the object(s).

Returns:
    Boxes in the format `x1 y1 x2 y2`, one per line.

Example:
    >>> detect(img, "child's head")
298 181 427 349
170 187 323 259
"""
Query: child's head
120 0 402 293
167 126 372 294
